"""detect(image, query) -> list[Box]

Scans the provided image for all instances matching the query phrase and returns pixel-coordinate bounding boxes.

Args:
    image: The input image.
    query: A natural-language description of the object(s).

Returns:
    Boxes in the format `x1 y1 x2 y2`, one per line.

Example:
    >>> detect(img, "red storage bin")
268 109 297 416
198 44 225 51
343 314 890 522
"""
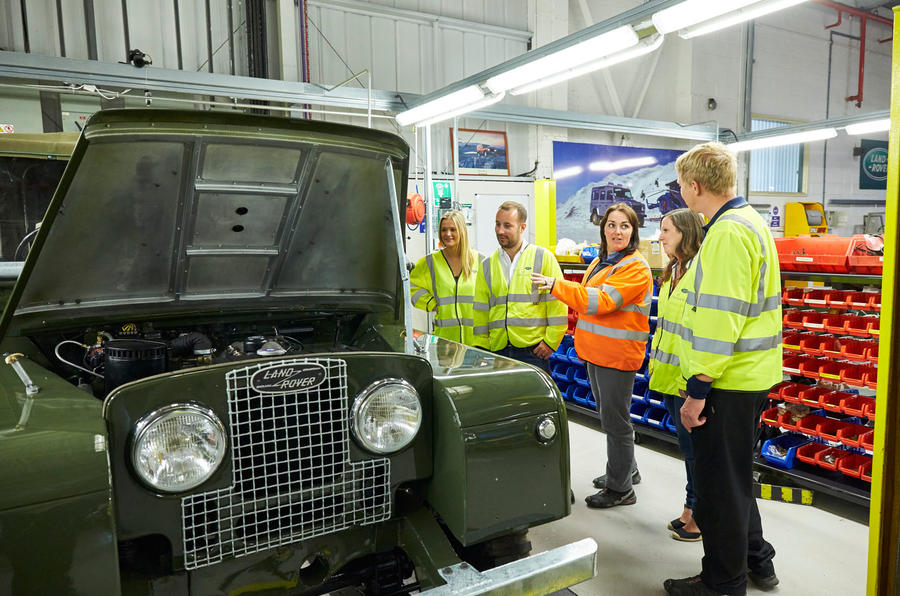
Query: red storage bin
867 342 879 364
838 453 872 479
848 235 883 274
782 287 805 306
784 310 806 329
846 291 875 310
782 355 805 375
865 366 878 390
864 399 876 421
871 293 882 312
803 335 838 357
796 413 823 436
861 461 873 483
799 357 825 380
840 339 870 362
822 390 853 413
802 311 828 332
817 418 845 443
782 331 807 353
822 337 844 360
846 315 873 337
796 442 829 466
823 314 849 335
780 383 805 404
837 423 869 449
799 386 831 408
825 289 850 309
775 235 852 273
768 381 792 400
816 361 843 383
803 289 829 307
761 407 783 429
841 364 869 388
868 318 880 338
815 446 850 471
841 395 874 418
860 430 875 452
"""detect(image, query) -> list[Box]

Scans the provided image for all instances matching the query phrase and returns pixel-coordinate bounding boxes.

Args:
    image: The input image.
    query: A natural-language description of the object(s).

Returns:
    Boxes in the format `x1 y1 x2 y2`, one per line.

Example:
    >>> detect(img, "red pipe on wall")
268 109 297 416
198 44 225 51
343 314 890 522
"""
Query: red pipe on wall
811 0 893 107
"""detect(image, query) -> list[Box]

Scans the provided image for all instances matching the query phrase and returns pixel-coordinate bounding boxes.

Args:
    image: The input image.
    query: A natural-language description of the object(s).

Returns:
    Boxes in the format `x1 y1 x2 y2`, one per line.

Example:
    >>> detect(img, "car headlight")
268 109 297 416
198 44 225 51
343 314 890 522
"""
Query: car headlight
131 403 227 493
351 379 422 454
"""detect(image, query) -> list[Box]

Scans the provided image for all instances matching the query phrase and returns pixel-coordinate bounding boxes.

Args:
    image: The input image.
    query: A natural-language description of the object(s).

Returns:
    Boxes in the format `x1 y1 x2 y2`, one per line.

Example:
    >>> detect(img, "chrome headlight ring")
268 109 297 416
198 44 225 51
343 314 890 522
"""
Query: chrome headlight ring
350 378 422 454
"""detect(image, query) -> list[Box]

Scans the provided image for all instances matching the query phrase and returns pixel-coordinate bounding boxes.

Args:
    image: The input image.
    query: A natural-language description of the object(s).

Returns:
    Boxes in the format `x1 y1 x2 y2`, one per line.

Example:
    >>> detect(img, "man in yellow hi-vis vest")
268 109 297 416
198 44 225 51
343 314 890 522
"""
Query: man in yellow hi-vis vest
663 143 782 596
473 201 567 372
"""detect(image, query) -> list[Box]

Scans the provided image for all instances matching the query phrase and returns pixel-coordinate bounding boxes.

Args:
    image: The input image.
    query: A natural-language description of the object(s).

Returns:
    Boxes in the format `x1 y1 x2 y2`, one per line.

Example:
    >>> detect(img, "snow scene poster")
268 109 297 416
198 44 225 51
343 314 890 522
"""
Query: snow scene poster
553 141 686 244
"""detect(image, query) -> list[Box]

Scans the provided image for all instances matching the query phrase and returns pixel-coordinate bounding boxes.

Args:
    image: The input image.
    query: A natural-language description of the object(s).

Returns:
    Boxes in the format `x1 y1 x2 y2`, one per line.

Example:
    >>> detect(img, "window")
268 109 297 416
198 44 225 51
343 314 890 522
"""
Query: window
748 118 806 195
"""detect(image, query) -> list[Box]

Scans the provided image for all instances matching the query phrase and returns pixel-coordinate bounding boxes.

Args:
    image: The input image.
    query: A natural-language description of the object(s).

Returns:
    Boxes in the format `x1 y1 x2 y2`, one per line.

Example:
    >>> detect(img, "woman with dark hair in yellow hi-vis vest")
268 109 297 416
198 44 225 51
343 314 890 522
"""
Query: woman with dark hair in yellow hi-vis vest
532 203 652 510
409 210 483 347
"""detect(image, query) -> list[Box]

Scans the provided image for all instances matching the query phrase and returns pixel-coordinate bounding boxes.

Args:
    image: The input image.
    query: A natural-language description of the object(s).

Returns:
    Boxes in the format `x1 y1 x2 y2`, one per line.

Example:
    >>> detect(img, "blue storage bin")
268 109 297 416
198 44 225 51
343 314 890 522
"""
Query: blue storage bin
573 385 592 407
632 378 649 401
551 362 575 384
555 334 574 355
649 316 658 335
573 365 591 388
664 413 677 434
566 347 584 366
760 433 812 469
549 352 569 365
646 406 667 429
650 297 658 317
581 245 600 263
554 379 570 397
630 402 650 422
646 390 664 407
564 384 576 402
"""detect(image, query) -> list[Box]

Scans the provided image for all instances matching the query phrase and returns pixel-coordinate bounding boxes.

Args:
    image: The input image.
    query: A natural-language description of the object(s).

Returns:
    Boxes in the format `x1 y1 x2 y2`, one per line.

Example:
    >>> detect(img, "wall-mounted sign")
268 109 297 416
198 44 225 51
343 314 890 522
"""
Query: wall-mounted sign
859 139 888 190
0 124 14 134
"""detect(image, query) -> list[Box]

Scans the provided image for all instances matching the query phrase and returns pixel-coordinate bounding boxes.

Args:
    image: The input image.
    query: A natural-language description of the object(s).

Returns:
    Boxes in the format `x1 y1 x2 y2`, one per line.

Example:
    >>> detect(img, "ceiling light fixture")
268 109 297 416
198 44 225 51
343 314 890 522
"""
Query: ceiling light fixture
678 0 808 39
509 34 665 96
485 25 639 95
414 92 506 127
845 118 891 135
589 156 657 172
727 127 837 152
395 85 485 127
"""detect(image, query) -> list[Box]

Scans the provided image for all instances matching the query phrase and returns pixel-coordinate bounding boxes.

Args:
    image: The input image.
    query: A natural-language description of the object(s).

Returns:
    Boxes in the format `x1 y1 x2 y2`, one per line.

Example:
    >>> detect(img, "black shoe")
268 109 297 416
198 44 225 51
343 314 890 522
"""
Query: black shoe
668 517 686 531
570 489 575 504
592 468 641 489
748 569 779 591
585 487 636 508
663 575 727 595
671 525 702 542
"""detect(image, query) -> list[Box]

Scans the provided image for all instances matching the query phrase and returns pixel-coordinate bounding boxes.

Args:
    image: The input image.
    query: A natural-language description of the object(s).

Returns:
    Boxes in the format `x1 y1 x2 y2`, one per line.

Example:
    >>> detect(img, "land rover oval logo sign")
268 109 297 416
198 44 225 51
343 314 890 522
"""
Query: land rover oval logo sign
863 147 888 182
250 363 327 393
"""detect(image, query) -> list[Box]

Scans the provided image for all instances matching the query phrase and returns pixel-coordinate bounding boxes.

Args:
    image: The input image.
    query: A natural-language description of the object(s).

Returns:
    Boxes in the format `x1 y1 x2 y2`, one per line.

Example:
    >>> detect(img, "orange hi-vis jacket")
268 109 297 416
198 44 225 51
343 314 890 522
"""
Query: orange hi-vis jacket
551 250 653 371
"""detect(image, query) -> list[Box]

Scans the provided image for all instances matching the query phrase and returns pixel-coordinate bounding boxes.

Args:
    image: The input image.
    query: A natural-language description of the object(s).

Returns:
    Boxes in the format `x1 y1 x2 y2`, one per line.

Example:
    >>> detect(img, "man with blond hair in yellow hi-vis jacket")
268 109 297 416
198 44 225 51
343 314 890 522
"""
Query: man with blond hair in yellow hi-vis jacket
473 201 567 372
663 142 782 596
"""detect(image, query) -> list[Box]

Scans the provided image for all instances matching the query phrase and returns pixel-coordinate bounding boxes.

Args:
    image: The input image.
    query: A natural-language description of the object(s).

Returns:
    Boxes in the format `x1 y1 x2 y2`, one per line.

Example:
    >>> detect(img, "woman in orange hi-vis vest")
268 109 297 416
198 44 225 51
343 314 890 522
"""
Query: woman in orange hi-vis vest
532 203 652 509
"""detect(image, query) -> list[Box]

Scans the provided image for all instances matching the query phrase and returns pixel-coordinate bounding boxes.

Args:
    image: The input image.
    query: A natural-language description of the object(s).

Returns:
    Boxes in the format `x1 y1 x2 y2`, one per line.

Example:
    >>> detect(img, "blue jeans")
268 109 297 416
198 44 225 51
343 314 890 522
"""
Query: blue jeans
663 393 696 511
496 344 551 374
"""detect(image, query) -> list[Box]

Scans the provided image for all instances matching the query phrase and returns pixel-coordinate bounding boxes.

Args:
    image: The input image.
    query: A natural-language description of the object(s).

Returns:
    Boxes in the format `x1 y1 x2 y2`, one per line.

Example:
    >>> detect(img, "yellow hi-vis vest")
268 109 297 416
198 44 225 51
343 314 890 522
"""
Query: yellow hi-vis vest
409 248 483 347
473 244 567 352
675 203 783 391
648 265 692 397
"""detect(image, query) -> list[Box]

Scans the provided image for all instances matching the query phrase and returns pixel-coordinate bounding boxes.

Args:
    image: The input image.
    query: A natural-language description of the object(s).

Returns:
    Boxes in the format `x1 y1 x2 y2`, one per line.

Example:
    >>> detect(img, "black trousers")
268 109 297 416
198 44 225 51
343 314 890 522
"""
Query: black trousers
691 388 776 595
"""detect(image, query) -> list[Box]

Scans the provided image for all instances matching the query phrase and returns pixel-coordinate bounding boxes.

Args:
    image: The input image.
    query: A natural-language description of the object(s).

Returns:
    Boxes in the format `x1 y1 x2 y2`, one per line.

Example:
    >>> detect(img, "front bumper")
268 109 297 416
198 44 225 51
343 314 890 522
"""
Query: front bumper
420 538 597 595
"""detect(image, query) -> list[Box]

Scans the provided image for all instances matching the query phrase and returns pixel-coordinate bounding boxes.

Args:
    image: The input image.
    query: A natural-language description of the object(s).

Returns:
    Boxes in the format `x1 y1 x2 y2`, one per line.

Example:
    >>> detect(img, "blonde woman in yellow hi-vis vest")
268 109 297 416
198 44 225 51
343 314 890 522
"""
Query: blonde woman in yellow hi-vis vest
648 208 705 542
409 210 484 347
473 201 567 372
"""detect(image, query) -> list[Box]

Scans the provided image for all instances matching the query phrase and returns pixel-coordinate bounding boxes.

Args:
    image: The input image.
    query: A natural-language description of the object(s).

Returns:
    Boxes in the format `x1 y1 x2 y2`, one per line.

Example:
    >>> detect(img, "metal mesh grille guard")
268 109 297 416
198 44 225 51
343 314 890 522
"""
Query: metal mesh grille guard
182 358 391 569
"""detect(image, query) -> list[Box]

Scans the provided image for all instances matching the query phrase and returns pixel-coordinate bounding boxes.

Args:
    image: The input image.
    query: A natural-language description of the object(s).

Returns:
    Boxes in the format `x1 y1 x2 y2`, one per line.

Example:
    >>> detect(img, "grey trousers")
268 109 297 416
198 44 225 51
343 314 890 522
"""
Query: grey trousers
586 362 638 493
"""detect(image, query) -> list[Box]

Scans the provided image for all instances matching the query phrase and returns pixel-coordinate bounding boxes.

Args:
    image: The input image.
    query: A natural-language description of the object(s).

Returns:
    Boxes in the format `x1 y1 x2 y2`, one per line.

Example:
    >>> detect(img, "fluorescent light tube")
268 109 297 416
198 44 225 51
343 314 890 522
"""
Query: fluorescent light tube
485 26 639 94
509 34 664 96
414 92 506 127
652 0 761 34
589 156 657 172
727 128 837 152
554 166 584 180
845 118 891 135
396 85 484 127
679 0 808 39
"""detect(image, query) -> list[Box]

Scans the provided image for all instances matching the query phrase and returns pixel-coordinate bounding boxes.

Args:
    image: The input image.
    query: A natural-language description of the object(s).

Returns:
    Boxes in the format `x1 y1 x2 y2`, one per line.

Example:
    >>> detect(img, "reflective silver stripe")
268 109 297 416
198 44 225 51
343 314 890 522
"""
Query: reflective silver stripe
610 254 650 274
455 295 475 304
576 319 648 342
621 303 651 316
691 335 735 356
652 349 681 367
546 316 569 326
685 292 781 317
435 296 455 306
606 286 624 309
488 320 507 330
490 295 508 308
473 325 489 334
435 317 474 327
473 301 491 311
587 287 600 314
692 332 782 356
482 256 494 303
411 288 428 304
531 246 545 304
426 254 438 299
508 293 556 303
735 333 782 352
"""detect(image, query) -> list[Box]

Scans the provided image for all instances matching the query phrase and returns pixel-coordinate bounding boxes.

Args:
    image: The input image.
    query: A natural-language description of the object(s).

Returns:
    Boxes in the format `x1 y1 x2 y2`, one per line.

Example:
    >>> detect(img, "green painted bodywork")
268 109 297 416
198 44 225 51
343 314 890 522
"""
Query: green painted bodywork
0 111 571 594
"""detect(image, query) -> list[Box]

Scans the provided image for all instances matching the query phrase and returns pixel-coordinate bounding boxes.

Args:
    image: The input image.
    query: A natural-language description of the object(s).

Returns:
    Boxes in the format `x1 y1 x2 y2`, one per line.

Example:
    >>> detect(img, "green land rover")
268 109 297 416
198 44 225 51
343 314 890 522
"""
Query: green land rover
0 110 595 595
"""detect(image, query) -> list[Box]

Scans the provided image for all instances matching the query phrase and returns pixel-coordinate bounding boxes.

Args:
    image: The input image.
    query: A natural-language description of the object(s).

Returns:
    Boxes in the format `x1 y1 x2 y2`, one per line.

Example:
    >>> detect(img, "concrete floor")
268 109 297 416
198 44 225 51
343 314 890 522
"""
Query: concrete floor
531 412 870 596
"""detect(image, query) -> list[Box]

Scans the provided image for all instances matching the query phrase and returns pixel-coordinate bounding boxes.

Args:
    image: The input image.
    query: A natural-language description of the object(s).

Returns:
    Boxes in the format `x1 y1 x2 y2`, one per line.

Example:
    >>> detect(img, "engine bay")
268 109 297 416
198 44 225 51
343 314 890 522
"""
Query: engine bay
29 313 377 398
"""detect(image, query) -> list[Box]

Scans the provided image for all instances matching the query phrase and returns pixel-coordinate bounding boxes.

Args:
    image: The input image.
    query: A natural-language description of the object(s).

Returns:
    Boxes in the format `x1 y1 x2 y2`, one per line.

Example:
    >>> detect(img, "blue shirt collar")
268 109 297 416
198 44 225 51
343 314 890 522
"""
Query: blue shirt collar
703 196 748 232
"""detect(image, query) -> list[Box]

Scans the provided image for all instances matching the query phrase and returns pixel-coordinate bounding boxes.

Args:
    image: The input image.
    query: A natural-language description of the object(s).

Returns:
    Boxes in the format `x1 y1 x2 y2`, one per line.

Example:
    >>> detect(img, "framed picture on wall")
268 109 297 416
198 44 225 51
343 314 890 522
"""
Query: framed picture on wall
451 128 510 176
